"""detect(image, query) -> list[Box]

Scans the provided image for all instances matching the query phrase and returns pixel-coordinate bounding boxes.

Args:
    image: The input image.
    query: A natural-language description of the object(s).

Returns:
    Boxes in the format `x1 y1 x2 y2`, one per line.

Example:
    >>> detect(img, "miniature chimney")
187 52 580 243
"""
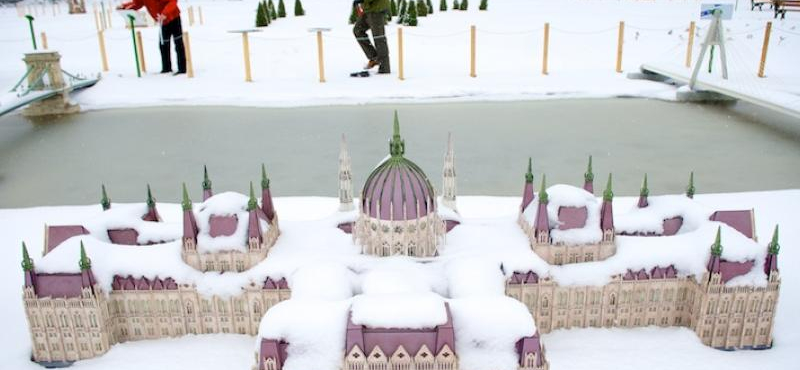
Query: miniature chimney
202 165 213 201
261 164 276 222
521 158 535 211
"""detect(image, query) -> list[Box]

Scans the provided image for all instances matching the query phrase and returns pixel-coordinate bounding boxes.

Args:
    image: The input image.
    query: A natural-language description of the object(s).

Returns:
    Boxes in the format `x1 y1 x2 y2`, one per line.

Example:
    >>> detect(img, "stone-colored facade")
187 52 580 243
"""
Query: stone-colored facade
21 51 81 117
355 213 444 257
181 223 279 273
343 344 458 370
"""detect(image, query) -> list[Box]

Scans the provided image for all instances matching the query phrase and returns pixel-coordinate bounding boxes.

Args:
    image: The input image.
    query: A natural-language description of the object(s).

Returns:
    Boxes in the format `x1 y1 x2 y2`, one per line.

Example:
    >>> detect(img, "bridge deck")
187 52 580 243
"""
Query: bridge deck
0 78 99 117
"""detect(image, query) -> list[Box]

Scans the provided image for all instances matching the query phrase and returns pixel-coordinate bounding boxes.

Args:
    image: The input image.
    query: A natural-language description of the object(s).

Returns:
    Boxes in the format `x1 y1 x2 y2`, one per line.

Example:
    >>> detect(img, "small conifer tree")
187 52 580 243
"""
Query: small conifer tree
268 0 277 20
460 0 468 10
397 0 407 24
294 0 304 16
453 0 460 10
391 0 398 16
406 0 418 26
417 0 427 16
427 0 434 14
256 2 268 27
278 0 287 17
440 0 447 11
479 0 487 10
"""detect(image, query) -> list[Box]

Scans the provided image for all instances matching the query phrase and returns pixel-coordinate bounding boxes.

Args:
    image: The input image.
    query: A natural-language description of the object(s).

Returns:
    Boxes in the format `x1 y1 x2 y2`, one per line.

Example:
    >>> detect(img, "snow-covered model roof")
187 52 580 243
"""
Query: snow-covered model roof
195 192 270 253
616 195 711 236
84 203 181 245
522 184 602 245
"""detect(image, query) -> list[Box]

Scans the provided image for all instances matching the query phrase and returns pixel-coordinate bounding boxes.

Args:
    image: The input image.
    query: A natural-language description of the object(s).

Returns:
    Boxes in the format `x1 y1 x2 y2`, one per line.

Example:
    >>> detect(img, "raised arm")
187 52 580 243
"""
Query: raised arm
118 0 144 11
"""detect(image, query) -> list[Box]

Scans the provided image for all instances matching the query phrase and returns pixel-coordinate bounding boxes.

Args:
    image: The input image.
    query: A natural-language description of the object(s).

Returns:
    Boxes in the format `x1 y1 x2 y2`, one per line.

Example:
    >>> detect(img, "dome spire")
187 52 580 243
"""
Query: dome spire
390 111 405 157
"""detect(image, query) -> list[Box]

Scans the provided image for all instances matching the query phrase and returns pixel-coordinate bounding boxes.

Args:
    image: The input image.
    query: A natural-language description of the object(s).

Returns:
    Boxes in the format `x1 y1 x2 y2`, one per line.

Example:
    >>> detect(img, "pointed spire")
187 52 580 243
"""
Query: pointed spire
248 182 258 211
637 174 649 208
603 173 614 202
538 175 548 204
711 227 723 256
21 242 34 271
79 241 91 271
389 111 406 157
584 156 594 183
520 158 535 211
686 171 696 199
202 165 212 191
525 157 534 183
339 136 355 211
100 184 111 211
146 184 155 208
261 164 271 190
181 183 192 211
442 132 457 211
768 225 780 255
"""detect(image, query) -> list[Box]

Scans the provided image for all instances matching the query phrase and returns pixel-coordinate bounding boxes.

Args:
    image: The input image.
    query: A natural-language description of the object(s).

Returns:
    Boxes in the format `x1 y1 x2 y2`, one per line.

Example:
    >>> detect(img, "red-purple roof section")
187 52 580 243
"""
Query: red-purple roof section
362 160 436 221
516 331 545 367
338 222 355 234
600 199 614 231
622 266 676 281
33 273 84 298
248 208 263 242
184 208 199 242
710 210 755 240
521 182 534 211
209 215 238 237
557 206 587 230
508 271 539 285
263 277 289 290
583 180 594 195
662 217 683 236
203 188 213 202
719 260 755 283
142 206 160 222
444 220 460 232
45 225 89 255
345 303 456 357
534 200 549 236
107 228 139 245
764 253 778 275
258 339 288 370
111 275 178 291
262 187 276 222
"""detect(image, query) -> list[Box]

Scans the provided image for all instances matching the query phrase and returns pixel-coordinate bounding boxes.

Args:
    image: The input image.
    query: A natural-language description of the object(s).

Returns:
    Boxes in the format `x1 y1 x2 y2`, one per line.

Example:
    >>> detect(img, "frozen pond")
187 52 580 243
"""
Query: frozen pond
0 99 798 208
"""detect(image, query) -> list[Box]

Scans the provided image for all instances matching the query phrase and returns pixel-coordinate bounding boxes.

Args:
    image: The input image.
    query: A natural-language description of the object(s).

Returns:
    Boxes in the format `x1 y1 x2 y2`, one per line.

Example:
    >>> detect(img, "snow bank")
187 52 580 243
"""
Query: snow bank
289 262 356 301
83 204 181 244
615 195 711 235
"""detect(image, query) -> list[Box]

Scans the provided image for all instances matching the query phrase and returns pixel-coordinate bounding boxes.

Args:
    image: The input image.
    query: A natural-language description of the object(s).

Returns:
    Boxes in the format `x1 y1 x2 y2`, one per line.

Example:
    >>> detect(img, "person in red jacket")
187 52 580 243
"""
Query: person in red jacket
118 0 186 75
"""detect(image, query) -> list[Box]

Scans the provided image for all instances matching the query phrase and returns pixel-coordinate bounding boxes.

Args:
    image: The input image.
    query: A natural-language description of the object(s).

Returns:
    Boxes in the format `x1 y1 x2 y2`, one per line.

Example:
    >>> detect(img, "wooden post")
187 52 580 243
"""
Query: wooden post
188 6 195 26
136 31 147 73
199 6 204 25
52 3 57 17
41 32 48 49
94 9 102 31
98 30 109 72
107 8 113 28
398 27 405 81
542 22 550 75
183 31 194 78
242 32 253 82
470 25 477 78
615 21 624 73
758 22 772 78
316 30 326 83
685 21 695 68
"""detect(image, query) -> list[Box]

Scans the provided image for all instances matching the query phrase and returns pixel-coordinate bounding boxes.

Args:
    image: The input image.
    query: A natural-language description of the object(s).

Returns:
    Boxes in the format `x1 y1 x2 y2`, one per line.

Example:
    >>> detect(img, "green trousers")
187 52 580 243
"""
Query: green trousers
353 12 391 73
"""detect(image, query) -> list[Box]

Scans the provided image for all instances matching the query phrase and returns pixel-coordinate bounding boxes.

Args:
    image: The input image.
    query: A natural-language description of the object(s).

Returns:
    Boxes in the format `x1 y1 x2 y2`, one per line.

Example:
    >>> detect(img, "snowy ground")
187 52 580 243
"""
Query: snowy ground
1 0 798 111
0 191 798 370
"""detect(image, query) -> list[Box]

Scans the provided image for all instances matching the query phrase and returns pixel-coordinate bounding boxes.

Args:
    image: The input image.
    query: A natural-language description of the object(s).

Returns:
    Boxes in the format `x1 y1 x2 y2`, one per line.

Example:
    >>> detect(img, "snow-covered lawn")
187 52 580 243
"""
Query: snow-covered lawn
0 0 798 110
1 191 798 369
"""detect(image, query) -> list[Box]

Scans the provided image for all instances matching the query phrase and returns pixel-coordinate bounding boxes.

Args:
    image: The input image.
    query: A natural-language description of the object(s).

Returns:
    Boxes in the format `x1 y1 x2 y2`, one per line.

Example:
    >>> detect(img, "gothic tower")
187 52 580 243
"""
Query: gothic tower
442 132 457 211
339 135 355 212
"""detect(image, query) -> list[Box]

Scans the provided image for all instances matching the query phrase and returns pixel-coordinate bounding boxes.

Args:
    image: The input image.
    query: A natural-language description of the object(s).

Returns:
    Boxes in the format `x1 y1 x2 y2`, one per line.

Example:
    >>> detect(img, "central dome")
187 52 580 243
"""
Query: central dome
361 113 436 221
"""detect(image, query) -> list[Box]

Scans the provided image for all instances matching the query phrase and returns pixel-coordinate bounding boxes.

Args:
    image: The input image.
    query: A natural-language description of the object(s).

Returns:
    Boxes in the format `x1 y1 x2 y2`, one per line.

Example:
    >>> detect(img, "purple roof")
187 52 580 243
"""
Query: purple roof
719 260 755 283
600 200 614 231
521 182 534 211
534 201 549 236
184 208 199 241
362 158 436 221
557 206 587 230
258 339 288 370
263 277 289 290
45 225 89 254
662 217 683 236
710 210 755 239
142 206 160 222
337 222 355 234
203 188 213 201
583 180 594 195
764 253 778 275
248 208 263 242
111 275 178 291
209 215 238 237
444 220 460 232
637 194 649 208
262 187 276 222
345 303 455 357
516 332 545 367
508 271 539 285
108 228 139 245
33 273 84 298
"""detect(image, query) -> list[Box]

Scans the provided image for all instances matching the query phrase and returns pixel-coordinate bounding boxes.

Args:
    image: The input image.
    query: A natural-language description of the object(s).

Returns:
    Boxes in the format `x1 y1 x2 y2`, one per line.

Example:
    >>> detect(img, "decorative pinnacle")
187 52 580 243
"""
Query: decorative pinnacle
640 174 649 197
525 158 534 183
711 227 723 256
603 173 614 202
181 183 192 211
202 165 212 191
247 182 258 211
261 164 270 190
100 184 111 211
584 156 594 183
79 241 92 271
538 175 549 204
686 171 696 198
389 111 406 157
21 242 34 272
768 225 780 255
146 184 155 208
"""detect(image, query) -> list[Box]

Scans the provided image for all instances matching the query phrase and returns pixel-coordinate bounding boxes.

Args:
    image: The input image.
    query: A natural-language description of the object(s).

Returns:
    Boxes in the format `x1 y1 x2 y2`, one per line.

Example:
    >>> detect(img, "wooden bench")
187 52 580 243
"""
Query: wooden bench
775 0 800 18
751 0 772 10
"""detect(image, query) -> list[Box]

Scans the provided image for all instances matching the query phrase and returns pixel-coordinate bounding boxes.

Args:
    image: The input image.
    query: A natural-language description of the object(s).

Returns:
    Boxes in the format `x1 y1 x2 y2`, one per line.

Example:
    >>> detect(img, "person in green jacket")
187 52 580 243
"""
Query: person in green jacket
353 0 391 74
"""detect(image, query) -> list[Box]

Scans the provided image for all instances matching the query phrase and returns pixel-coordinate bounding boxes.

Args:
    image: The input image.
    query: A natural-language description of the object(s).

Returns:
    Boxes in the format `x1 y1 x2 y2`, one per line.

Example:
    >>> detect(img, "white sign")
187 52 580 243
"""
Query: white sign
117 10 148 27
700 4 734 20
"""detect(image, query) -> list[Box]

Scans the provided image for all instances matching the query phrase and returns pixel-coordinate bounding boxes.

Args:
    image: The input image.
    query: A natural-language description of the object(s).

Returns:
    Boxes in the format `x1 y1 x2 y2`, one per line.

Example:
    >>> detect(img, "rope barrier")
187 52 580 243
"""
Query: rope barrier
550 26 617 35
403 30 469 38
774 27 800 36
477 28 543 35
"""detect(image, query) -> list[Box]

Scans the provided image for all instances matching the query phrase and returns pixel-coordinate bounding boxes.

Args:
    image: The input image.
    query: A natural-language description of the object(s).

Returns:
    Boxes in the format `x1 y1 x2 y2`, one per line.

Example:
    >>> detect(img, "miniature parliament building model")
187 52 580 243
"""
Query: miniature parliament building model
19 113 781 370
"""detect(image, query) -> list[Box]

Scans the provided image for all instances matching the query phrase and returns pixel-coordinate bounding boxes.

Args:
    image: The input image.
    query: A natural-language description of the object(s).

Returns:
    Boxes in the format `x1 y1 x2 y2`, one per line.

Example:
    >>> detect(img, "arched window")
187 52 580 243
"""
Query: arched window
186 302 194 315
90 314 97 328
609 294 616 305
253 301 262 316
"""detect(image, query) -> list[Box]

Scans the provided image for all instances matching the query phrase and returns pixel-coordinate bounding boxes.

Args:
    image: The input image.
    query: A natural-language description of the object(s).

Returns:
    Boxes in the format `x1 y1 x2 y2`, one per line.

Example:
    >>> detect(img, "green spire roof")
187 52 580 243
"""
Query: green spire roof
768 225 780 255
100 184 111 211
711 227 723 256
21 242 34 271
686 171 696 198
202 165 212 191
538 175 548 204
79 242 92 271
389 111 406 157
247 182 258 211
584 156 594 183
525 157 534 183
261 164 270 190
181 183 192 211
640 174 649 198
603 173 614 202
146 184 155 208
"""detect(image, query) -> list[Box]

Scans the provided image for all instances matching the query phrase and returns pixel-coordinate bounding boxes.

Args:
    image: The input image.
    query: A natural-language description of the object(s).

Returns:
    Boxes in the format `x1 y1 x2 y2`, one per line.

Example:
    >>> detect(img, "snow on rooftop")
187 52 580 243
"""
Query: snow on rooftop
289 262 356 301
351 292 448 329
522 184 603 245
83 203 181 244
195 191 268 253
615 195 711 235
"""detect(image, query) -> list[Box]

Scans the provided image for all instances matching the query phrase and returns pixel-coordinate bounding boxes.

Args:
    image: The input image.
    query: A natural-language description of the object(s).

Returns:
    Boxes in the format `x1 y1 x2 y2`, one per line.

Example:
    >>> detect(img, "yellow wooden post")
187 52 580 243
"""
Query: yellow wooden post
136 31 147 73
542 22 550 75
41 32 48 49
316 30 326 83
183 31 194 78
242 32 253 82
98 30 109 72
616 21 625 73
107 8 113 28
199 6 204 25
470 25 477 78
758 22 772 78
685 21 695 68
398 27 405 81
52 2 57 17
188 6 195 26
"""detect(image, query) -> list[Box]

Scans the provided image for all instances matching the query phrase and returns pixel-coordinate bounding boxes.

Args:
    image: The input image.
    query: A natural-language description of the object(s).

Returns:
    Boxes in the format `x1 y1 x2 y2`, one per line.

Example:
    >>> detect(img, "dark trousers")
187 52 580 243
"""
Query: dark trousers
353 12 390 73
160 16 186 73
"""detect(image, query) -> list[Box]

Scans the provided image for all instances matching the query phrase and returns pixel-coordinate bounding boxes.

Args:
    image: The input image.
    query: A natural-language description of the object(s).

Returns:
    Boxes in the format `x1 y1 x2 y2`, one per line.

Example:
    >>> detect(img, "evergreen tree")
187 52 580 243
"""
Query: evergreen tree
294 0 305 16
427 0 434 14
479 0 487 10
453 0 459 10
417 0 428 17
440 0 447 11
391 0 398 16
406 0 418 26
460 0 468 10
256 2 268 27
264 0 272 24
278 0 287 17
268 0 277 19
397 0 407 24
349 4 358 24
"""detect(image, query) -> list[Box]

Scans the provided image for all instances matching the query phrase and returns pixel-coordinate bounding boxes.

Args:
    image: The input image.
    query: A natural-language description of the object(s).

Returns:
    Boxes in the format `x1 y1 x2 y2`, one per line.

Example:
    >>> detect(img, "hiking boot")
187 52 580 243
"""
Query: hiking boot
377 69 391 74
160 69 173 74
365 59 380 70
173 71 186 76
